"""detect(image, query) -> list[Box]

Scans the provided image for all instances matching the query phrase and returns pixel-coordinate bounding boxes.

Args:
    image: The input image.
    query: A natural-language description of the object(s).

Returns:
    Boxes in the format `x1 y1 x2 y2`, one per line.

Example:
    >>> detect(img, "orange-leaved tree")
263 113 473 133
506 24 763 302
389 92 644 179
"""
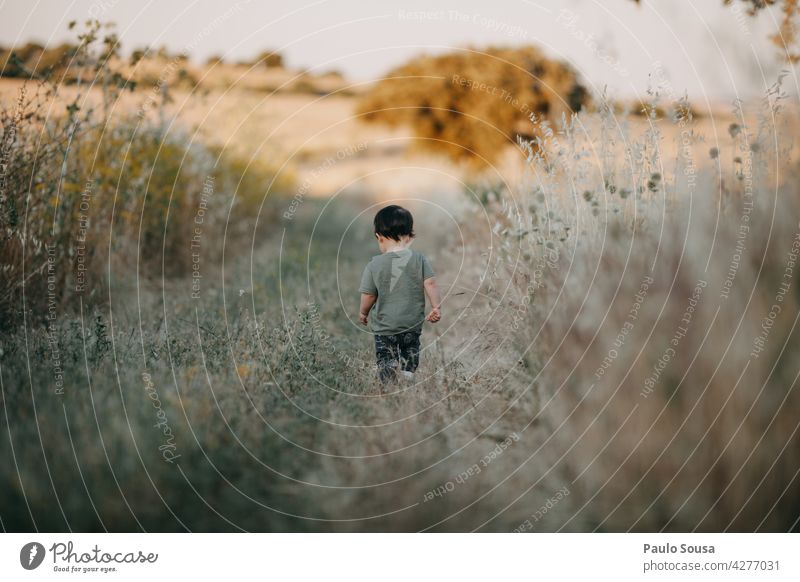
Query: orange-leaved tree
356 46 589 167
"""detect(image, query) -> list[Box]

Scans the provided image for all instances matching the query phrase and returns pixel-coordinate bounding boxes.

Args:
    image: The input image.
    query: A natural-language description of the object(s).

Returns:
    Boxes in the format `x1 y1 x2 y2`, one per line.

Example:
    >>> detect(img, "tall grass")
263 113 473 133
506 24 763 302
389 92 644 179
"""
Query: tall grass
0 22 289 329
463 78 800 531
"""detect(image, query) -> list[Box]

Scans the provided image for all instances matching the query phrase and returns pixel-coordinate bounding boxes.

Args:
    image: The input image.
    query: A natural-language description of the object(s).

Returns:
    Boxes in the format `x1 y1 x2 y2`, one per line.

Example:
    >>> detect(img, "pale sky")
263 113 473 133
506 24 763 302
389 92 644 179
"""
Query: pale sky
0 0 794 102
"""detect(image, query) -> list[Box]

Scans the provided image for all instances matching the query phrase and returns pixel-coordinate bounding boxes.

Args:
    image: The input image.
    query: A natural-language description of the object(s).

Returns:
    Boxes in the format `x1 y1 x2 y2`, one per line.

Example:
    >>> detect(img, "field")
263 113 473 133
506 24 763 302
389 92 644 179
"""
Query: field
2 26 800 532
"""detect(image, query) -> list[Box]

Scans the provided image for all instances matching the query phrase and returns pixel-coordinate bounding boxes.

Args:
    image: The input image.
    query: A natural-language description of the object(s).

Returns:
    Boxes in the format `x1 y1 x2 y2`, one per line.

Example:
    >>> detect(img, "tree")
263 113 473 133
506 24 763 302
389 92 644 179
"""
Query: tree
357 46 588 166
632 0 800 62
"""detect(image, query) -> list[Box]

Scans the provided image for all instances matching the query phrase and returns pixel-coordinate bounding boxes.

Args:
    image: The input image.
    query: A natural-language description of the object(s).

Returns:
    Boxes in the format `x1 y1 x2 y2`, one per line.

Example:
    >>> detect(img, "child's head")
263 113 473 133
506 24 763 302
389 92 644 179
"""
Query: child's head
374 205 414 242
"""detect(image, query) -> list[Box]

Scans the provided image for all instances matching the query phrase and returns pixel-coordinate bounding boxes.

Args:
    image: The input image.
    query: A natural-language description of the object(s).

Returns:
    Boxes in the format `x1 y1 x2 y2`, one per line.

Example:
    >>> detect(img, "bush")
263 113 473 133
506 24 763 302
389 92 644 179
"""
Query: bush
241 50 284 68
357 46 589 166
0 22 291 329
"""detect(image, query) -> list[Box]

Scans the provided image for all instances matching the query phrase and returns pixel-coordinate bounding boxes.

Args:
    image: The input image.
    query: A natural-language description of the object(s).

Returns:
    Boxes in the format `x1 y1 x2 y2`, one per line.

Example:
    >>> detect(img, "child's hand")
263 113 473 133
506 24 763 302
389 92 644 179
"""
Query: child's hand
359 312 369 325
426 306 441 323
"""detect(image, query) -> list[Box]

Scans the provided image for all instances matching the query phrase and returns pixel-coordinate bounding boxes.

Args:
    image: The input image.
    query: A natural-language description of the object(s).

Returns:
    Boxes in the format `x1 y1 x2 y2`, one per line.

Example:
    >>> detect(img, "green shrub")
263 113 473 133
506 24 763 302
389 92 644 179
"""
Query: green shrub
0 22 291 328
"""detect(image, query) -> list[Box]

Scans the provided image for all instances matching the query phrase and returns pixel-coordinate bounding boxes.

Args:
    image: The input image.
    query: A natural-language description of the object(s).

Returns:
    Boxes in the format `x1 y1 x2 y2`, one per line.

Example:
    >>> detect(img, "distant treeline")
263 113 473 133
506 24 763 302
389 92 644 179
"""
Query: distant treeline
0 41 291 79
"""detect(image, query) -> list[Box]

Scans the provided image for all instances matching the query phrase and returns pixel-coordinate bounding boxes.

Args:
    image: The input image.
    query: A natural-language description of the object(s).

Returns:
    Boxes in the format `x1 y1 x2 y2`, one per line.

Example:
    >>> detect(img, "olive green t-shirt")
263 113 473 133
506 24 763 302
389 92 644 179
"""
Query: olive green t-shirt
359 249 435 335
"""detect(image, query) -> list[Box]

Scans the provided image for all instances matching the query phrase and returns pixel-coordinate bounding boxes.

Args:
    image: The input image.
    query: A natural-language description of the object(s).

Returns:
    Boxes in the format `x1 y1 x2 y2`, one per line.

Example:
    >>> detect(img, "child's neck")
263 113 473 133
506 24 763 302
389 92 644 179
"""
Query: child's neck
381 237 411 253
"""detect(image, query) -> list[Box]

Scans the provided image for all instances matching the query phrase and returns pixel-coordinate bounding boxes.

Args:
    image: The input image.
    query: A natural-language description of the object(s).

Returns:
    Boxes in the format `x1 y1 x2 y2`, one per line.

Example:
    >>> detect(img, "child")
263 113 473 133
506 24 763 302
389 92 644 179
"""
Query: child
359 205 441 382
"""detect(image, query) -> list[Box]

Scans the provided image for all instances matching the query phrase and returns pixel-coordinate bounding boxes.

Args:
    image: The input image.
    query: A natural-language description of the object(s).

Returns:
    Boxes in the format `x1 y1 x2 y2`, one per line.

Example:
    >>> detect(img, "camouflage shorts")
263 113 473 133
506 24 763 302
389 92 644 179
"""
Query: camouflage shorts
374 330 421 382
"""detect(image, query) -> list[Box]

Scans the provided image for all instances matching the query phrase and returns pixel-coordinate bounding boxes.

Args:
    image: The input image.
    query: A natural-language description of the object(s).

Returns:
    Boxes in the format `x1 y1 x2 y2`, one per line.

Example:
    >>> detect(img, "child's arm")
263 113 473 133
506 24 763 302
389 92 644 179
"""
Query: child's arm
424 277 441 323
359 293 377 325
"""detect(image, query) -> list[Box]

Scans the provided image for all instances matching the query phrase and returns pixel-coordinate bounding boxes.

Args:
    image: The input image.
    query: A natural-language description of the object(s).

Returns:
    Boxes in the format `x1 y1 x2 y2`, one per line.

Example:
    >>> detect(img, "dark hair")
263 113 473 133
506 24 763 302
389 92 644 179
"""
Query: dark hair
374 205 414 241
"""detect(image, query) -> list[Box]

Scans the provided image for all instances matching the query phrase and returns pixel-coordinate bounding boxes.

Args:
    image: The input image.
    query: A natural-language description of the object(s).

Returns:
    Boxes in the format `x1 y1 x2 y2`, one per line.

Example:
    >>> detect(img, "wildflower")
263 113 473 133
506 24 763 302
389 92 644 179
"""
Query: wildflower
728 123 741 138
709 147 719 159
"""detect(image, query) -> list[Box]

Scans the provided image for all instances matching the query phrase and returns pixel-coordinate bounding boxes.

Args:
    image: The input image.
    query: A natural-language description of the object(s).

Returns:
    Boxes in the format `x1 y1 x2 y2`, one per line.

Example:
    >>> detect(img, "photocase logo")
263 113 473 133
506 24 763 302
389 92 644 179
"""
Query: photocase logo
20 542 46 570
